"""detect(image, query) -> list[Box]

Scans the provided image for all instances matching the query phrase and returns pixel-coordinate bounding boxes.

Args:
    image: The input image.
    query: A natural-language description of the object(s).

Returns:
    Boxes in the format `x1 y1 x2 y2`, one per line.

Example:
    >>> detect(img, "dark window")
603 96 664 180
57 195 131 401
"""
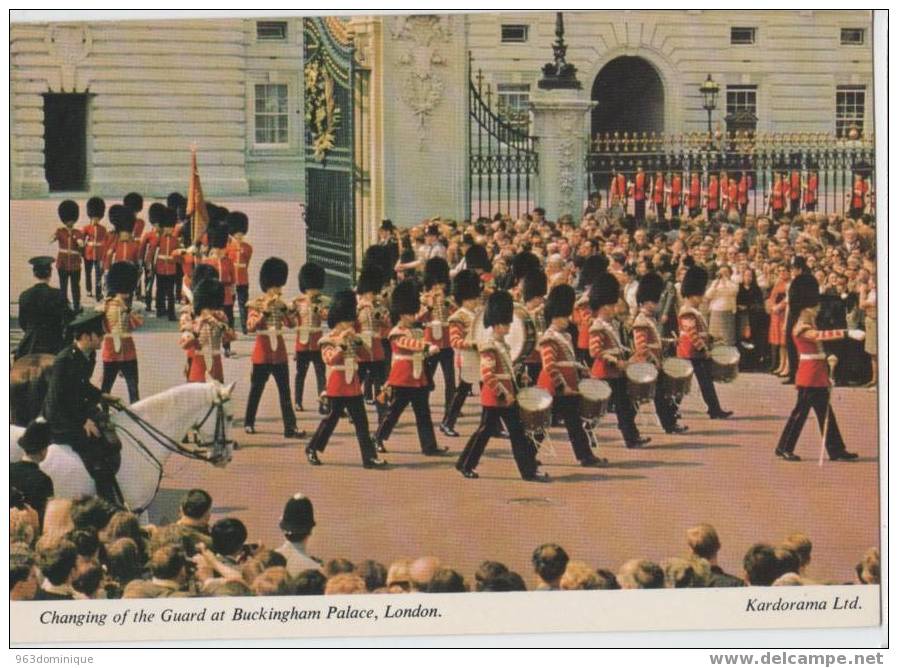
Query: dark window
836 86 865 138
730 27 756 45
43 94 88 192
501 24 528 43
257 21 288 41
726 85 757 117
841 28 865 45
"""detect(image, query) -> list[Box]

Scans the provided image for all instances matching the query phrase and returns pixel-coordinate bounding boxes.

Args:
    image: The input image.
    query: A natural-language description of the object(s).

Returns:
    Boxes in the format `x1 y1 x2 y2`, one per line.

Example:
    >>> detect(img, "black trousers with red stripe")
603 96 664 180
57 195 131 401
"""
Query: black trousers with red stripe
456 405 537 478
776 387 847 458
309 395 377 462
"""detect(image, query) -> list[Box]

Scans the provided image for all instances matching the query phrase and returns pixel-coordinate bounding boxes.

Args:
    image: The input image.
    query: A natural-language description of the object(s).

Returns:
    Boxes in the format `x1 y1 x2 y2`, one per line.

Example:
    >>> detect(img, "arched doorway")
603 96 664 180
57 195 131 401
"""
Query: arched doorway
591 56 665 137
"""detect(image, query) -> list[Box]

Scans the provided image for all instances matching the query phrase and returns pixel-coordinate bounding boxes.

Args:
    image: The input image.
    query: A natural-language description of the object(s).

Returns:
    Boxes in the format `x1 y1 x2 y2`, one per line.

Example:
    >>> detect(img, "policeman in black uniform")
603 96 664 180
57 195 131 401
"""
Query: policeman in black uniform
42 310 124 505
14 256 73 361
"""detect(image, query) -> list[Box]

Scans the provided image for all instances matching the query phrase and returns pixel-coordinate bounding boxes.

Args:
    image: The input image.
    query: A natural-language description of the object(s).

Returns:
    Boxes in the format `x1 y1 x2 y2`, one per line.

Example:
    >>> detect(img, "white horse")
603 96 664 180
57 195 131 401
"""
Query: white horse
10 382 236 512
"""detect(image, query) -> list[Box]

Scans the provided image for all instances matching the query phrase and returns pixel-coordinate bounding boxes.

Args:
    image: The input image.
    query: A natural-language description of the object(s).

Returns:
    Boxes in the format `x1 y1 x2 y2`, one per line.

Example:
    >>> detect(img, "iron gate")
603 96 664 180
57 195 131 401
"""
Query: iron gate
303 17 357 292
585 132 875 219
467 54 539 221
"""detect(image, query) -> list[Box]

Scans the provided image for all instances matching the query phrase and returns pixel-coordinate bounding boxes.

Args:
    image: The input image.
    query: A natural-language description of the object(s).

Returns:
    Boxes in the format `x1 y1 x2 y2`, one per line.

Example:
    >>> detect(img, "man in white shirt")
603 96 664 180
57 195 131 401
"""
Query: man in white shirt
705 264 739 346
275 494 323 577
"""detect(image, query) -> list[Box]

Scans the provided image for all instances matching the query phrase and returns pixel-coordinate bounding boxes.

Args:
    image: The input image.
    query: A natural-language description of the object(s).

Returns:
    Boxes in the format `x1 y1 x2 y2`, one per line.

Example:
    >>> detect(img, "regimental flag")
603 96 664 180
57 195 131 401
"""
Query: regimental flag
186 147 209 245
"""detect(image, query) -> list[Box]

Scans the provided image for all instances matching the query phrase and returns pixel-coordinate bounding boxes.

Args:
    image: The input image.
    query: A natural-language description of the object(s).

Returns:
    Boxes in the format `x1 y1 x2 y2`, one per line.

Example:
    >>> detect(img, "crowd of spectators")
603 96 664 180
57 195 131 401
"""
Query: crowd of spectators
10 490 880 600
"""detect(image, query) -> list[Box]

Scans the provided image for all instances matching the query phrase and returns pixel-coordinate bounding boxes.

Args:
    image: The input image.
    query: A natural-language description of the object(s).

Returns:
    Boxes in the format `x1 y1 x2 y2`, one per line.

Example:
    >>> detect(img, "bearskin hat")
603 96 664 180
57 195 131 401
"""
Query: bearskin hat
389 279 421 320
544 284 576 322
148 202 168 226
789 272 821 313
86 197 105 220
193 278 224 312
511 251 541 283
589 272 621 310
424 257 450 289
483 290 514 328
577 254 610 291
108 204 135 233
364 244 392 275
357 265 384 295
327 289 358 329
159 207 176 228
636 272 665 305
464 244 491 273
226 211 249 236
207 221 230 249
452 269 482 304
57 199 79 223
522 269 548 303
166 192 186 211
299 262 326 293
106 262 140 294
380 219 395 232
123 192 143 213
192 263 219 286
681 265 709 298
260 257 289 291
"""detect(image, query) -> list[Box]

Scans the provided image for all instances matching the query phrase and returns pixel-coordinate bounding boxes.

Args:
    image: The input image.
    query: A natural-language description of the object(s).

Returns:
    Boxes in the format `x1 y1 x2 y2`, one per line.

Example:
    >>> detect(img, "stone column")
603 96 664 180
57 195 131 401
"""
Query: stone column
530 90 594 221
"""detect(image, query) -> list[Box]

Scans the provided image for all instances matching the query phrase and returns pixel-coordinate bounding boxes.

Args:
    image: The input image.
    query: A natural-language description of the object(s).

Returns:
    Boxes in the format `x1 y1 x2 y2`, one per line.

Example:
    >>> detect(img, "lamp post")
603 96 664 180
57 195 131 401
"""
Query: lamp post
699 74 719 147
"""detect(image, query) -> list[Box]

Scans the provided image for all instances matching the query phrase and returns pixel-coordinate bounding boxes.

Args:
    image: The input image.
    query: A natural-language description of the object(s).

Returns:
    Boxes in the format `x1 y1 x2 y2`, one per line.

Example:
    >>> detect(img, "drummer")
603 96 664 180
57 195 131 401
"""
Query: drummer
676 262 733 420
631 272 688 434
520 269 548 386
588 273 650 448
536 285 608 467
455 290 547 482
440 269 482 437
573 255 610 367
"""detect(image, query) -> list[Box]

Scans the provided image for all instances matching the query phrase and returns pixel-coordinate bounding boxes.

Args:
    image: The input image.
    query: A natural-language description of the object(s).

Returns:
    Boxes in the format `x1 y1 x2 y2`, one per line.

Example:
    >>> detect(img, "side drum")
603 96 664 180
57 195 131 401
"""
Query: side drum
516 387 553 433
507 304 537 364
710 345 740 383
660 358 694 399
625 362 658 404
579 379 611 420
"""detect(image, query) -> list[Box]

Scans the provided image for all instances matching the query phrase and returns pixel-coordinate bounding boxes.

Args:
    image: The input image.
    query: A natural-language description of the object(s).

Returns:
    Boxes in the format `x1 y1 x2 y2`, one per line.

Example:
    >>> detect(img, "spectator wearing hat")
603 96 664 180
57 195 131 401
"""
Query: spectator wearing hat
226 211 253 334
201 221 237 357
11 419 55 525
377 219 400 270
275 494 323 577
99 262 144 403
14 256 72 360
52 199 85 312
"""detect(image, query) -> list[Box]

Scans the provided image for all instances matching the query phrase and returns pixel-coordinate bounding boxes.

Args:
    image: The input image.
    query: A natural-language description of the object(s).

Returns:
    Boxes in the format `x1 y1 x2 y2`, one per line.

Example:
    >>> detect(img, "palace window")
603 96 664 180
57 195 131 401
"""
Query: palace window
501 24 529 43
496 83 531 129
726 85 757 117
257 21 288 41
730 27 756 45
840 28 865 45
254 83 289 146
836 85 865 138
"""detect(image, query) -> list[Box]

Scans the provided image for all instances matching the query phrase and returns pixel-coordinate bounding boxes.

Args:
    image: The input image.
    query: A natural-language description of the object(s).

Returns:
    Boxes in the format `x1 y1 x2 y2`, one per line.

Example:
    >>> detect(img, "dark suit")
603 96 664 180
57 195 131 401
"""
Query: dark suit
708 565 745 587
10 461 54 526
14 283 72 360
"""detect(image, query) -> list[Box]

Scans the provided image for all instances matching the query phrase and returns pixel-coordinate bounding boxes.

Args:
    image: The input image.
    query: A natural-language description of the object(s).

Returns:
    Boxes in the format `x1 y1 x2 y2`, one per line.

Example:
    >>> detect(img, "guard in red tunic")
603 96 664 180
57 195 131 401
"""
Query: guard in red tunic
373 279 447 456
520 269 547 388
849 173 869 219
304 290 387 469
293 262 329 414
179 264 219 380
202 222 237 357
726 178 739 215
356 265 388 427
804 171 819 212
455 290 546 482
103 205 141 272
652 171 666 222
610 170 627 209
775 273 862 462
588 272 648 448
226 211 253 335
243 257 305 439
706 174 720 219
52 199 85 312
737 172 750 217
439 269 482 437
676 262 732 419
769 173 785 220
81 197 107 302
669 172 683 220
686 173 702 219
573 254 608 368
537 284 606 467
99 262 144 403
180 278 235 383
421 257 456 409
631 164 648 222
123 193 146 300
153 206 181 321
631 273 686 434
789 169 802 217
138 203 163 313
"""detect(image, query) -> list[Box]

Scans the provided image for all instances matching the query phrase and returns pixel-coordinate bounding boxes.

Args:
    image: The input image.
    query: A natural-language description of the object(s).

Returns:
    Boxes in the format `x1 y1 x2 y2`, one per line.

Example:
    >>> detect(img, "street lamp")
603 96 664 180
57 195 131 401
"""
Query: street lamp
699 74 719 141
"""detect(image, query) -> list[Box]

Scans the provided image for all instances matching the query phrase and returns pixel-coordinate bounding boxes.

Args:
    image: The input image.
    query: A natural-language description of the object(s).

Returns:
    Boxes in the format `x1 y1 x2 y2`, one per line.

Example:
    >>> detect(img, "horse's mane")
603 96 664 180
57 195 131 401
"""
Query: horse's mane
127 383 212 418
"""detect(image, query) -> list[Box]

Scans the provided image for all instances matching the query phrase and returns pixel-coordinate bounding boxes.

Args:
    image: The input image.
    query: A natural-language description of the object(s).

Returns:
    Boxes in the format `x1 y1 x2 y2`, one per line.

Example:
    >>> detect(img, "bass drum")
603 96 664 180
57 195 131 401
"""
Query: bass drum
579 378 612 420
470 305 537 364
660 358 694 399
625 362 658 404
517 387 553 434
710 345 740 383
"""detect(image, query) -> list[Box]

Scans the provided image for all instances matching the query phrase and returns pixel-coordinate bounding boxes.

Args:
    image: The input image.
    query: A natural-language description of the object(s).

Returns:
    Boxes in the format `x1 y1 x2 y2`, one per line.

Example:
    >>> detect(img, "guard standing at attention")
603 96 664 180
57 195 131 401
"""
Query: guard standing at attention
81 197 108 302
52 199 84 313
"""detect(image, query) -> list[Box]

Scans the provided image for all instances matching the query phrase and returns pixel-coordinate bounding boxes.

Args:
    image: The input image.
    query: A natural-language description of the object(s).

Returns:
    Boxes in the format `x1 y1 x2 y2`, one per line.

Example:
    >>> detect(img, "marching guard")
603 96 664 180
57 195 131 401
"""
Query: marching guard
52 199 84 312
521 269 548 386
202 222 237 357
99 262 144 404
631 273 687 434
455 291 547 482
676 262 733 419
293 262 329 414
179 264 220 379
536 284 607 467
153 205 182 321
138 203 163 313
304 290 388 469
588 272 649 448
103 205 141 272
226 211 253 335
123 193 146 300
82 197 107 302
774 273 862 462
421 257 456 409
243 257 306 439
180 278 235 383
439 269 482 437
356 264 388 425
374 279 447 456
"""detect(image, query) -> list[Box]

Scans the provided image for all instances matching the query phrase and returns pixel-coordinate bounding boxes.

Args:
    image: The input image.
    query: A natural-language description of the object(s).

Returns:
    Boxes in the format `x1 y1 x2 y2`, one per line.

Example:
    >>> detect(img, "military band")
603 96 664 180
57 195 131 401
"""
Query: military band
99 262 144 404
293 262 329 415
421 257 456 409
439 269 482 437
179 278 235 384
355 264 388 426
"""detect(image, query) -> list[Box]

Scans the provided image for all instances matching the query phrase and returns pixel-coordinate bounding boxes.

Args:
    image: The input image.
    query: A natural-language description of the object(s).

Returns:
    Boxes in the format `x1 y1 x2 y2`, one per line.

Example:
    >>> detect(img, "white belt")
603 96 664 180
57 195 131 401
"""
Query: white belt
799 353 825 361
493 374 512 380
327 360 358 384
393 352 425 379
555 361 578 367
298 325 322 345
60 249 80 254
265 326 284 350
157 255 174 261
105 333 132 354
426 321 447 339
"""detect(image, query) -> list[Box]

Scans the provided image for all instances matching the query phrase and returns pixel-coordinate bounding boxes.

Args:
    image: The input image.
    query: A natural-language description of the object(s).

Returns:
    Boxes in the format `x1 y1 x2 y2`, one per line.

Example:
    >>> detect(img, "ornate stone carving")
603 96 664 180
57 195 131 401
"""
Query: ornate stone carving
46 24 92 92
557 114 580 216
389 15 452 148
